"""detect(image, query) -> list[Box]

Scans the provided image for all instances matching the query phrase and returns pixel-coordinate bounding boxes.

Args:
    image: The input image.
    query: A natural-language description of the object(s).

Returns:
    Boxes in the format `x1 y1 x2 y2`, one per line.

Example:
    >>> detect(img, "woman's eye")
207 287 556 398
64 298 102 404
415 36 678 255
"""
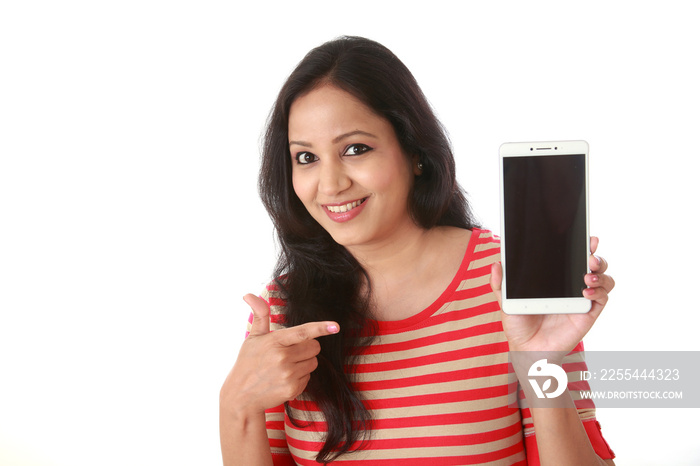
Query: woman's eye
344 144 372 156
295 152 317 165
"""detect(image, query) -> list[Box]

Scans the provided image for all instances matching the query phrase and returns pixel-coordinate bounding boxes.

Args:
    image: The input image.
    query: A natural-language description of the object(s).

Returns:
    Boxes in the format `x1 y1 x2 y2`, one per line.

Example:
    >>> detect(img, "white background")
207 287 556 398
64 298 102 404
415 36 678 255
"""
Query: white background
1 1 698 465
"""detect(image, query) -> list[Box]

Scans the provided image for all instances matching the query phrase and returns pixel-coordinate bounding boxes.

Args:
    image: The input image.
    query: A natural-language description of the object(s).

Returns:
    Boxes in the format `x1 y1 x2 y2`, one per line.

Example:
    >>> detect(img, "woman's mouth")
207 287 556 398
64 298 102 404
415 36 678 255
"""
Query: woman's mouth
322 197 368 222
324 198 367 213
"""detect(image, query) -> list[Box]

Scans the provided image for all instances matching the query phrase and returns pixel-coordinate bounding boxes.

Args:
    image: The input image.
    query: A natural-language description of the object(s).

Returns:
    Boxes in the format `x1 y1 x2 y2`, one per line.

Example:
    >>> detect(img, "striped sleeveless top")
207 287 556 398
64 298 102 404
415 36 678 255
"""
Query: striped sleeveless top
246 229 614 465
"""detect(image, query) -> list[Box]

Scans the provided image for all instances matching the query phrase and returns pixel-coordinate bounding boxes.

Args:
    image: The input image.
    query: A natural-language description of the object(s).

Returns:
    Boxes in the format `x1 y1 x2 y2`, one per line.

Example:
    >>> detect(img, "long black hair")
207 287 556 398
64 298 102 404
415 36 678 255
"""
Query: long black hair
259 36 478 463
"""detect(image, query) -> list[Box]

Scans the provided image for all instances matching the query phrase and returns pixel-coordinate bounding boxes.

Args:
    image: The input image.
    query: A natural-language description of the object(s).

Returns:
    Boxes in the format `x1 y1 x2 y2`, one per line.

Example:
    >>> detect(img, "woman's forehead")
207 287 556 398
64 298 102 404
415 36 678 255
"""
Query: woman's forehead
288 85 391 142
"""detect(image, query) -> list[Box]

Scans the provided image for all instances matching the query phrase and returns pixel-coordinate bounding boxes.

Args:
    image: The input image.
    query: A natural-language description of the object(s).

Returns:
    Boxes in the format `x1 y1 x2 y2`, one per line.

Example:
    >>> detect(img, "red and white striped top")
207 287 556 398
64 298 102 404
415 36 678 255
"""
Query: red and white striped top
247 229 615 465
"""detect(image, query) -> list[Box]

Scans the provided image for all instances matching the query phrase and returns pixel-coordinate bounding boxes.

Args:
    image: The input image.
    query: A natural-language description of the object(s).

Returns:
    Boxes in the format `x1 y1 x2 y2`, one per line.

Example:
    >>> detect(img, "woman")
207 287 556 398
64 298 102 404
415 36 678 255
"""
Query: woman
220 36 616 465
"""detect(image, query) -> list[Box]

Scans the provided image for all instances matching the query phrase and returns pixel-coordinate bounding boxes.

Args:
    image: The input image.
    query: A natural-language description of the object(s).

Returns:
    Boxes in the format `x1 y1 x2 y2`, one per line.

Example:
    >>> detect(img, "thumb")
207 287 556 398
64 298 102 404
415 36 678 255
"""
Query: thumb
244 293 270 336
490 262 503 306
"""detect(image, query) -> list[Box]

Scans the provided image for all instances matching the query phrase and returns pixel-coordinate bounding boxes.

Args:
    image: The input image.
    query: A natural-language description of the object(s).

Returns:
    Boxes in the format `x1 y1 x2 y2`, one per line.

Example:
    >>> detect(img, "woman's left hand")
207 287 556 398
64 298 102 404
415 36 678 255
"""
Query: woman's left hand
490 236 615 354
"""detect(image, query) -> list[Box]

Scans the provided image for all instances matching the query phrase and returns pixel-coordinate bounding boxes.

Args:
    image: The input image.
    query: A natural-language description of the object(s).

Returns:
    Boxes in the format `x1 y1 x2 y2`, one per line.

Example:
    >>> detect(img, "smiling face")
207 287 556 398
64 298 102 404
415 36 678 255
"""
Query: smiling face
288 84 420 250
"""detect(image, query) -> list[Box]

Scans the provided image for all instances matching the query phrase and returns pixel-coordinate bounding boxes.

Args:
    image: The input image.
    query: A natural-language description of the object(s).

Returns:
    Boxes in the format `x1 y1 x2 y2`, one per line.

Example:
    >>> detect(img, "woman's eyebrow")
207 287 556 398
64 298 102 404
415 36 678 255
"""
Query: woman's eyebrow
289 130 378 148
289 139 312 148
332 130 378 143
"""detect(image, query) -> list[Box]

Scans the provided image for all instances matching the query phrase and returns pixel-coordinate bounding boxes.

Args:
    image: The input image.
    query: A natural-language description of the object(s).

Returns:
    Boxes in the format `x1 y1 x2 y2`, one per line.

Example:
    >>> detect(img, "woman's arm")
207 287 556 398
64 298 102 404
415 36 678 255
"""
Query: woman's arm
219 403 273 466
511 352 615 466
527 402 616 465
219 294 340 465
491 237 616 465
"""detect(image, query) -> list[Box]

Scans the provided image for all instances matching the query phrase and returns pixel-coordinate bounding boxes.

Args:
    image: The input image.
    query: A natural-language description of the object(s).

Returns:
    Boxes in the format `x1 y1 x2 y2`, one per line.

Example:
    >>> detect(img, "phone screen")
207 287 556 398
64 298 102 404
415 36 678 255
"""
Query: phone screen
503 154 587 299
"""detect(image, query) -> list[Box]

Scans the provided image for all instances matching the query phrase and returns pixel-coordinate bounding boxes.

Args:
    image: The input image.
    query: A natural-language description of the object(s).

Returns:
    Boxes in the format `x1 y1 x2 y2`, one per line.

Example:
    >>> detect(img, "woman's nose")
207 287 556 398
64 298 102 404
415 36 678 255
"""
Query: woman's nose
318 159 351 196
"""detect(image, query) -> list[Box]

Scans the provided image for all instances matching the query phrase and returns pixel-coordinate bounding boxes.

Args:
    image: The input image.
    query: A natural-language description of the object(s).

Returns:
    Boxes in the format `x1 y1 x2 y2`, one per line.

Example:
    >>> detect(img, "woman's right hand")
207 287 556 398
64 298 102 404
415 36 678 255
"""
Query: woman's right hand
220 294 340 419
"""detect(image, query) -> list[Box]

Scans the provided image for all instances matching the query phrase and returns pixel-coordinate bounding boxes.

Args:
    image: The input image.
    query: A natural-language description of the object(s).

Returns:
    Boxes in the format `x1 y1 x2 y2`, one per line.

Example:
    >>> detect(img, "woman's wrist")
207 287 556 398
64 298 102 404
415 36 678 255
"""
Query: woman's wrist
221 399 266 427
510 350 571 408
220 383 267 422
219 403 273 466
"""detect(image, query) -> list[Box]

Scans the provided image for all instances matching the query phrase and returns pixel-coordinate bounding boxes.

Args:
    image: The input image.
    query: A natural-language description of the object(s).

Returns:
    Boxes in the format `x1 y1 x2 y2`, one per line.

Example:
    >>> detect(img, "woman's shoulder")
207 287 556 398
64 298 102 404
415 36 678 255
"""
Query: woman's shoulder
470 227 501 247
434 226 500 255
435 226 499 242
261 277 288 304
467 228 501 270
259 278 289 329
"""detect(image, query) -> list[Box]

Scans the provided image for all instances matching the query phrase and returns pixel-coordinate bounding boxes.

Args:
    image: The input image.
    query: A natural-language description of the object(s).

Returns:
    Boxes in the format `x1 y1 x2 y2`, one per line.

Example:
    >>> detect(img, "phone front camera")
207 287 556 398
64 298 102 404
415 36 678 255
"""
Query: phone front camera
530 148 533 151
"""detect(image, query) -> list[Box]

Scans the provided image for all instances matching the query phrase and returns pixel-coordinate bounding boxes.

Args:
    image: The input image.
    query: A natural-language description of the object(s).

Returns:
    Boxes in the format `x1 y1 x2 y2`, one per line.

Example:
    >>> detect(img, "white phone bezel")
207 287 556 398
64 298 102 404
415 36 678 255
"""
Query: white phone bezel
498 140 591 315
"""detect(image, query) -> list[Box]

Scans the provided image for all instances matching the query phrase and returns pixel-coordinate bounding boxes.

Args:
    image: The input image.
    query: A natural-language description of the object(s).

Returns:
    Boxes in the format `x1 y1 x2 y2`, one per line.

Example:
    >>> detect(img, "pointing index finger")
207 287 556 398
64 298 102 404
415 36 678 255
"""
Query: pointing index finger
277 321 340 346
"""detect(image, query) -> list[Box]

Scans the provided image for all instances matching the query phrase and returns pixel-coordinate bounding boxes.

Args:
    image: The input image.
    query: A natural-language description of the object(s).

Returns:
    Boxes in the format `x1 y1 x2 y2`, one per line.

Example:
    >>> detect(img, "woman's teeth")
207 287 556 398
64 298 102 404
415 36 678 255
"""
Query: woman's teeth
326 198 365 213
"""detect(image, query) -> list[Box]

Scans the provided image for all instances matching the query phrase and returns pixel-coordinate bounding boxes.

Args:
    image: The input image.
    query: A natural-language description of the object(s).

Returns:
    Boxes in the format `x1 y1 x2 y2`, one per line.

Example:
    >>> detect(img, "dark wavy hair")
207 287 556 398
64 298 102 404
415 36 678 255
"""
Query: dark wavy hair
259 36 478 463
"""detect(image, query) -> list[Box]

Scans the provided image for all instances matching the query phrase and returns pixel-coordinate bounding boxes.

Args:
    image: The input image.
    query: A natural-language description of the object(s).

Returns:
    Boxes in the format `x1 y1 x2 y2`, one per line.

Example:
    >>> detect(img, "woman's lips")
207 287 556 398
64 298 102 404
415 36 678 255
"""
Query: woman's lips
322 197 368 223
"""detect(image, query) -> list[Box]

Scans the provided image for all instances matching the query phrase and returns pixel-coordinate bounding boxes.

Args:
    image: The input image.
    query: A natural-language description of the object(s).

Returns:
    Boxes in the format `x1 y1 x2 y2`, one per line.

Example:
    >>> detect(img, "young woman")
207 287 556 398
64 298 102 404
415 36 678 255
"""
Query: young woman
220 36 616 465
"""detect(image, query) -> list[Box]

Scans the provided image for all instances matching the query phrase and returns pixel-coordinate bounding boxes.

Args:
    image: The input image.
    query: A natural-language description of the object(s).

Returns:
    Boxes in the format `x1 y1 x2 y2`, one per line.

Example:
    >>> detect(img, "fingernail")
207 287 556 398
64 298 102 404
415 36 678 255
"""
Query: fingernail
590 274 599 282
327 325 339 334
594 255 601 265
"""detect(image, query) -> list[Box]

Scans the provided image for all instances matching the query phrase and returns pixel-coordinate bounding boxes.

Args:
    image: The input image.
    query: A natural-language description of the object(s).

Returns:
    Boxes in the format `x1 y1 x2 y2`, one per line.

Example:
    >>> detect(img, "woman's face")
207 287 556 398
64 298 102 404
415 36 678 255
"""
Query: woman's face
288 84 419 250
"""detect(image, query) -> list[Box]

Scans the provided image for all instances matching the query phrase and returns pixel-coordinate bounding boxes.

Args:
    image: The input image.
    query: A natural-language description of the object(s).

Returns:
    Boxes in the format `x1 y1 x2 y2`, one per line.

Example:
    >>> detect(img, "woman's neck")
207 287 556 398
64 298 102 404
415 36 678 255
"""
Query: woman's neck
347 221 430 279
347 225 472 322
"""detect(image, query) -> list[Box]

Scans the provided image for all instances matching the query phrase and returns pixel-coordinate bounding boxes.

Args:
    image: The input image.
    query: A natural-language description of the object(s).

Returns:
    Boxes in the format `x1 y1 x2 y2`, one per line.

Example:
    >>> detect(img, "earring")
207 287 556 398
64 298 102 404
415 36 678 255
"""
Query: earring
417 161 424 171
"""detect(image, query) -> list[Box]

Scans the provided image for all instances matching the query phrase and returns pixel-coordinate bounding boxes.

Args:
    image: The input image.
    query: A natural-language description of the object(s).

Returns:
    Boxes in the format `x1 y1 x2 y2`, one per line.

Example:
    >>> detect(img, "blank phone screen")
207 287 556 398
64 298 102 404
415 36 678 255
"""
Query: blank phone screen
503 154 587 298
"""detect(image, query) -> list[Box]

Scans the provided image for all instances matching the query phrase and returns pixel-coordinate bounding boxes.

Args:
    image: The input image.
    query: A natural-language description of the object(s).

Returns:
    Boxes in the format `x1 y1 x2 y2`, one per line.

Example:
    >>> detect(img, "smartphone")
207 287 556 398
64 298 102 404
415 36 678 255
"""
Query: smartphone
498 140 591 314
